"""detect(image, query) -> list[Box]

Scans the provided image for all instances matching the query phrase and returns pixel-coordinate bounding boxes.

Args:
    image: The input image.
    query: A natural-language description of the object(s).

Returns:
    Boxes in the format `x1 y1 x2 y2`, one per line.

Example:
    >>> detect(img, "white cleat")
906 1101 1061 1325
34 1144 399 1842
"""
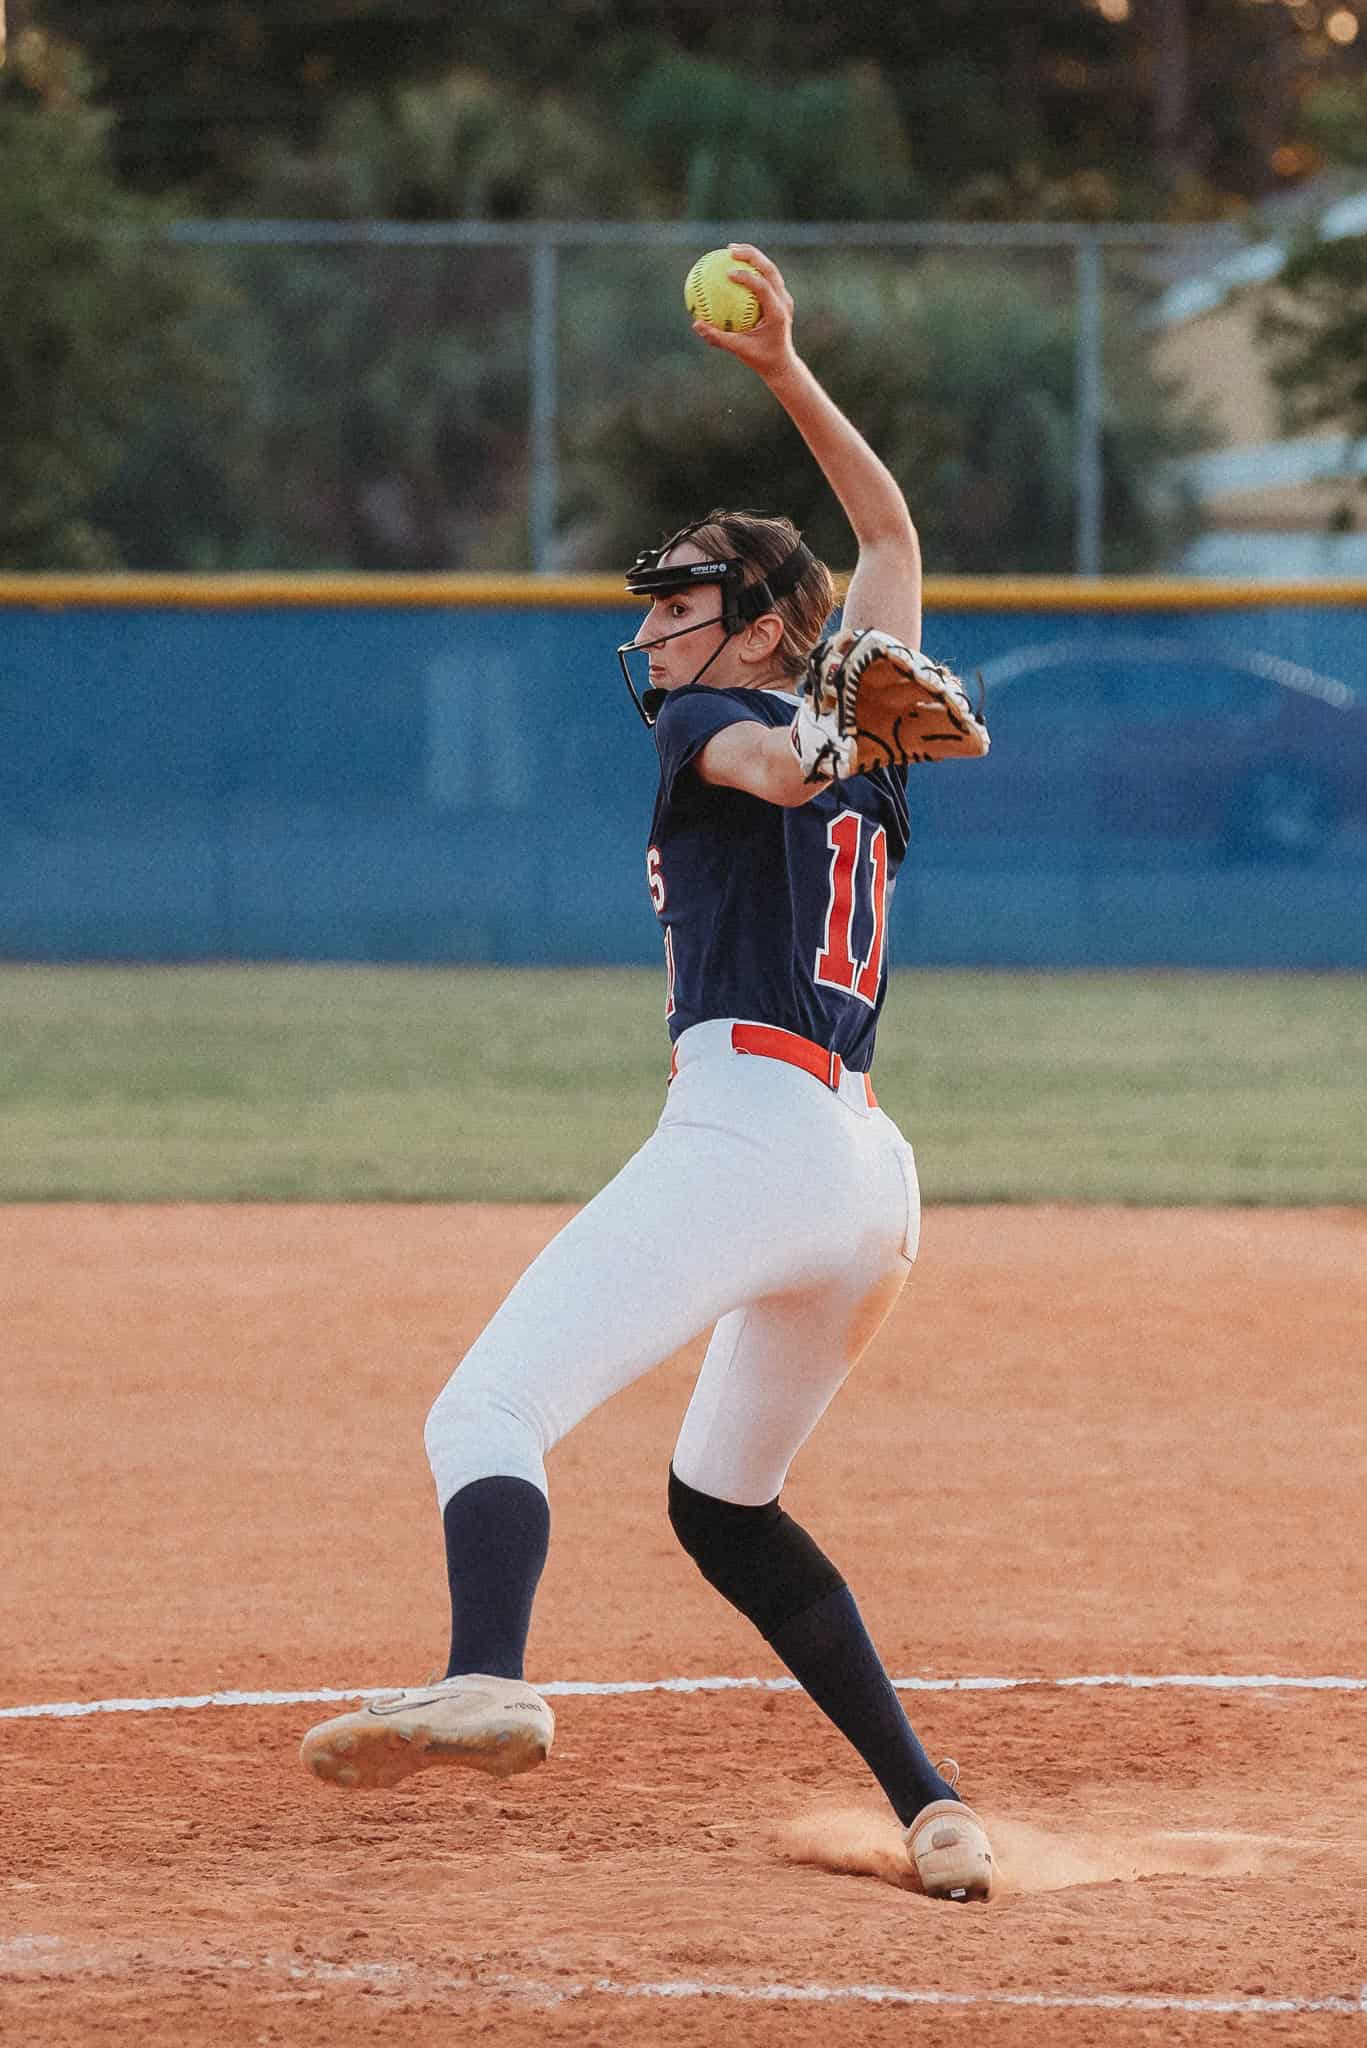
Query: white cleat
905 1797 995 1902
300 1673 554 1791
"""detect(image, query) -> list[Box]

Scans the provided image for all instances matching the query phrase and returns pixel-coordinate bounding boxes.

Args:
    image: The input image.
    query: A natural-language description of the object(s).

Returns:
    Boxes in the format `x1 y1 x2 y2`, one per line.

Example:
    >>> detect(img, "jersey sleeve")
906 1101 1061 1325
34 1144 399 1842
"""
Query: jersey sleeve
652 687 771 802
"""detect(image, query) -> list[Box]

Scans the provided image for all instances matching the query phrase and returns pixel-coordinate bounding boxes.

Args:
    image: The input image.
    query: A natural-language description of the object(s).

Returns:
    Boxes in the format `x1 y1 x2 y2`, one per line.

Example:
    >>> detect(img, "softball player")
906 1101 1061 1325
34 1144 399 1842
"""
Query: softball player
302 244 994 1903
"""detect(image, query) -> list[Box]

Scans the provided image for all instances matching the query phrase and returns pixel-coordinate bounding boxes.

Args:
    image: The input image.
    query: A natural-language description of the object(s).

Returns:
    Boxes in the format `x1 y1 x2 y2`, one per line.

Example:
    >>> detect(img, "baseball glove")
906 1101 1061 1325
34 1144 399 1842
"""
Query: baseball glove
789 625 990 782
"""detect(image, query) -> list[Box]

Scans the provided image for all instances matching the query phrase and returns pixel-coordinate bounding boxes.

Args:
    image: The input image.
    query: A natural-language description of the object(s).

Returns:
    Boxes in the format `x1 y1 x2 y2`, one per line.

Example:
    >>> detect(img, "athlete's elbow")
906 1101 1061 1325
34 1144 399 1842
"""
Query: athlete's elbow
856 517 920 562
766 764 824 807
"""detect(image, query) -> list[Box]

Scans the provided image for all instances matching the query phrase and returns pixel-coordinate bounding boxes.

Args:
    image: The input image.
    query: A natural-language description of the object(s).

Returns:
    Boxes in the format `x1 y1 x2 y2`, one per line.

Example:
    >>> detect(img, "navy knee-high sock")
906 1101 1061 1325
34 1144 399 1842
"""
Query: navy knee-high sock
441 1475 550 1681
766 1585 958 1827
668 1472 958 1826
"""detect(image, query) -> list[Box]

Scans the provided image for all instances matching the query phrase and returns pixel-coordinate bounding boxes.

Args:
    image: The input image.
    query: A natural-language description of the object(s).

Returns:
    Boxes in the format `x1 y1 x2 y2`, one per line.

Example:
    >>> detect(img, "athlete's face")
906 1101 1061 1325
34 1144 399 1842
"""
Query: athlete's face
633 543 731 696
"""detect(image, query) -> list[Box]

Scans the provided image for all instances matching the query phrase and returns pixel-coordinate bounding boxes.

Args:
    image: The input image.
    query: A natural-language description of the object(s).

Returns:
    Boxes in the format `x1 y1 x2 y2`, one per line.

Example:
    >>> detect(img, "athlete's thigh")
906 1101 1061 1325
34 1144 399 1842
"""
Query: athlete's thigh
670 1253 911 1507
447 1111 814 1446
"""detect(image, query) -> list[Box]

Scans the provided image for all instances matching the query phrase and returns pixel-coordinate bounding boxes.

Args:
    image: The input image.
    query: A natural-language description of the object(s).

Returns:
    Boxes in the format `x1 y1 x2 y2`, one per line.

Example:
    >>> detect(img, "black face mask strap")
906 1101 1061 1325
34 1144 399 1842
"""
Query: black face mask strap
733 537 815 630
617 610 739 726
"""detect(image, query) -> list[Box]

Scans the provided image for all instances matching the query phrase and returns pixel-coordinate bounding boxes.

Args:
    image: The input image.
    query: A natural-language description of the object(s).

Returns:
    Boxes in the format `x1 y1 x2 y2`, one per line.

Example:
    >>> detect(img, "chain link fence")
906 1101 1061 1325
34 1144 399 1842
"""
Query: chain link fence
163 217 1249 577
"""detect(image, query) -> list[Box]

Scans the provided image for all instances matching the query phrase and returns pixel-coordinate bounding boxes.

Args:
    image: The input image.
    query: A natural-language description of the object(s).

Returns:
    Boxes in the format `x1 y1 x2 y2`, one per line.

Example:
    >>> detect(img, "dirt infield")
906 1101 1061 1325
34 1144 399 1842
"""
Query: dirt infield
5 1204 1366 2045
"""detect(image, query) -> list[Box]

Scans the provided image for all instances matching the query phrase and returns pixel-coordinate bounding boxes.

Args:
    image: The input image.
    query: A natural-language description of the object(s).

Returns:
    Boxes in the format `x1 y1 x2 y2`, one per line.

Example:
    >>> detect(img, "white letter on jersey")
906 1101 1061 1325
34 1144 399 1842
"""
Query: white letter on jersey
646 844 667 915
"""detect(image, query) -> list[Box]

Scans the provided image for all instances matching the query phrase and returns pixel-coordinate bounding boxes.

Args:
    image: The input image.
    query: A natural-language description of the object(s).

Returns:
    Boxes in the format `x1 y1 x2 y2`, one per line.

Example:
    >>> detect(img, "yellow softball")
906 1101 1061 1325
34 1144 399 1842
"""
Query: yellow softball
684 249 763 332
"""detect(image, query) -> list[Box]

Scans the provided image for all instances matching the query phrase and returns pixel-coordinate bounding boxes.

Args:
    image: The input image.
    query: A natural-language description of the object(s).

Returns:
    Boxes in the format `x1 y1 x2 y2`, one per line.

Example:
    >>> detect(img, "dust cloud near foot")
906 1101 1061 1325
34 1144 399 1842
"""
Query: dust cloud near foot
990 1819 1278 1893
776 1807 1278 1896
775 1806 920 1889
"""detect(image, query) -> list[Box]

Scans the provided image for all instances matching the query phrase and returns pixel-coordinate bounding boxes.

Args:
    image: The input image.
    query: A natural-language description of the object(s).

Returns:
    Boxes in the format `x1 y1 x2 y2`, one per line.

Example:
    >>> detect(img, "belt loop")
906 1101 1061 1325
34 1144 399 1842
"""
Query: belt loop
827 1048 841 1091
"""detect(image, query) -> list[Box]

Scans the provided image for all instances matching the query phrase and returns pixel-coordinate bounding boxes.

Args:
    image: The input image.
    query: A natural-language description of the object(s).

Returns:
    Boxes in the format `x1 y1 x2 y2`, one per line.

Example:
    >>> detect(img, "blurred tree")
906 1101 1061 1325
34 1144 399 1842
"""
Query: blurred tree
619 56 922 221
30 0 1367 218
1257 229 1367 526
187 235 535 569
1146 0 1193 198
7 5 1352 572
1299 75 1367 172
0 31 248 568
34 0 479 202
249 70 661 220
564 257 1210 572
184 75 664 569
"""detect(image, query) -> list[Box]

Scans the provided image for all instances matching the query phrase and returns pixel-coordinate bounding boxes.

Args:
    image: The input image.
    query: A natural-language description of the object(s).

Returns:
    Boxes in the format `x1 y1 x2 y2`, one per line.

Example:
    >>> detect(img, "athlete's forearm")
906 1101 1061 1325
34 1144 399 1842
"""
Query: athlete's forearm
760 354 916 551
696 719 824 808
698 248 922 646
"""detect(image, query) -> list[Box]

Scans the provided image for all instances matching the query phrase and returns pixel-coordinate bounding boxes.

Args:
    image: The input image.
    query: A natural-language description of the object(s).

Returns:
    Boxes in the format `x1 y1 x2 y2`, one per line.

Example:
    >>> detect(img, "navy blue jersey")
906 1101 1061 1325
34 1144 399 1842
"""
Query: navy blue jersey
646 685 910 1071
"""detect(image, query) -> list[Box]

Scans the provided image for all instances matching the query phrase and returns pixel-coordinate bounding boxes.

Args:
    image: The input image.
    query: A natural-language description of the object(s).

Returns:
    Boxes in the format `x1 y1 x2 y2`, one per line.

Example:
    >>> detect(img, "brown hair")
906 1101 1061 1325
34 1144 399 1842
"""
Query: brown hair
661 509 835 678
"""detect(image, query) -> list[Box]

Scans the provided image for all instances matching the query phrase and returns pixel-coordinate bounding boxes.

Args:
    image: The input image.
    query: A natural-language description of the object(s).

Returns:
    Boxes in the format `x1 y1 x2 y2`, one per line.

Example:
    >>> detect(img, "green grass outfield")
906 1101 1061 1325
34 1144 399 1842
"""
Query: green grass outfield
1 965 1363 1203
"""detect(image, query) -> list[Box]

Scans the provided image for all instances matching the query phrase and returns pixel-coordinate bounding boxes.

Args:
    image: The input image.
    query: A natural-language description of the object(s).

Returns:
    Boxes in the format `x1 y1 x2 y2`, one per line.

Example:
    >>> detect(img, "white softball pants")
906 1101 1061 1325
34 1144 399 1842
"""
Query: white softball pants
424 1017 921 1510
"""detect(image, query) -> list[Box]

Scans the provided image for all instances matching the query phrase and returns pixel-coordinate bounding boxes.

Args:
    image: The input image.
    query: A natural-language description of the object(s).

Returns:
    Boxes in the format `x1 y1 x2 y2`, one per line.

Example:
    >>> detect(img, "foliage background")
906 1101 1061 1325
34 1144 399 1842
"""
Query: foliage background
1 1 1364 571
21 0 1367 219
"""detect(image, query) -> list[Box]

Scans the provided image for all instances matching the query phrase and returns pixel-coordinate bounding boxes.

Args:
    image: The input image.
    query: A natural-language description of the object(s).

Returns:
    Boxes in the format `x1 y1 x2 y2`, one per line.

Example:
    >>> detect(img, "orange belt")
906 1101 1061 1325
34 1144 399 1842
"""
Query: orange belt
669 1023 877 1107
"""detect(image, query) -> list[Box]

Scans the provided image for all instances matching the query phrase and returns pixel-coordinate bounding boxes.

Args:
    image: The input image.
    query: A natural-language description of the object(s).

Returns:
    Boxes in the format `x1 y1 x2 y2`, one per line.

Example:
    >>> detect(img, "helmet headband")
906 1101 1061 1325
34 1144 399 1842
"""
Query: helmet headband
624 549 747 629
624 534 815 637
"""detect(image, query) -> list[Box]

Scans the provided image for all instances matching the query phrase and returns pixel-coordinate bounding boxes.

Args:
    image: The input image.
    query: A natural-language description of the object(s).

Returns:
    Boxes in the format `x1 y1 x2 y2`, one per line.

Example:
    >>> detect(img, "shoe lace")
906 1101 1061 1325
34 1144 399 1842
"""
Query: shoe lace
936 1757 961 1792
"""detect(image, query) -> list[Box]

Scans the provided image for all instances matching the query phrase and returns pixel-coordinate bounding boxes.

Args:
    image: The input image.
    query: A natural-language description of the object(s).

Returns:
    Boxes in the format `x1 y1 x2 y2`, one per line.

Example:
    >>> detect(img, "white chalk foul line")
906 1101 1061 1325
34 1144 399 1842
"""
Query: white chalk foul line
595 1980 1367 2018
0 1941 1363 2019
2 1670 1365 1723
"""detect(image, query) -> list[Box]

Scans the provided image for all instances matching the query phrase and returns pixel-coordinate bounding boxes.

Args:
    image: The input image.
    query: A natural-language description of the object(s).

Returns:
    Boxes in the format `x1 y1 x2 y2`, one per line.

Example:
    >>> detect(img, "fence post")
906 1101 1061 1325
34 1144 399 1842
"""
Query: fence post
1074 234 1104 577
529 237 559 573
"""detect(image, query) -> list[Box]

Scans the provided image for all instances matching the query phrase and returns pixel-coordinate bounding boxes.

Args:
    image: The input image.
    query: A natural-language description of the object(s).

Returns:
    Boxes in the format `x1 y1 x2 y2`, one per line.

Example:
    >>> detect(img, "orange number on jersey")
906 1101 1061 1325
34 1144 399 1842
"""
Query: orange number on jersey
814 811 889 1011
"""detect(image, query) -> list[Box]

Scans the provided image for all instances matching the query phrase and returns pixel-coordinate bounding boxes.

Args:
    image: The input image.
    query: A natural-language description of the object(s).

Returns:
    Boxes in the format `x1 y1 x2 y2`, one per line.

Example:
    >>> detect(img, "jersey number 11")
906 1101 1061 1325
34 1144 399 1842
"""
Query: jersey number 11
814 810 888 1009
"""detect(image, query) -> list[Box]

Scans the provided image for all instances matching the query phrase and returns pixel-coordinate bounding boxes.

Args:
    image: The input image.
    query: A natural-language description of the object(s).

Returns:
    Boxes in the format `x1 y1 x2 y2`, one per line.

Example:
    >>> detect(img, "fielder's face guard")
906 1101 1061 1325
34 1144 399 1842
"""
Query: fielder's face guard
617 530 815 726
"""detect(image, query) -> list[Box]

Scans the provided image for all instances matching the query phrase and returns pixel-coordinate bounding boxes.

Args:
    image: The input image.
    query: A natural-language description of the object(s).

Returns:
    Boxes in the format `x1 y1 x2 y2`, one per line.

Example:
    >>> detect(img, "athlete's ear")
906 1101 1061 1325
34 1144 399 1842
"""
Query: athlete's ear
737 610 785 666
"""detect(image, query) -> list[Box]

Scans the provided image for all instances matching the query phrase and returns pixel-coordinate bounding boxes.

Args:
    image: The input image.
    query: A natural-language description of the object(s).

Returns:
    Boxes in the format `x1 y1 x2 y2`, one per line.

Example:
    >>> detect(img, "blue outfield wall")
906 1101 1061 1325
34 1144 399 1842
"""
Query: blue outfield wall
1 583 1365 968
